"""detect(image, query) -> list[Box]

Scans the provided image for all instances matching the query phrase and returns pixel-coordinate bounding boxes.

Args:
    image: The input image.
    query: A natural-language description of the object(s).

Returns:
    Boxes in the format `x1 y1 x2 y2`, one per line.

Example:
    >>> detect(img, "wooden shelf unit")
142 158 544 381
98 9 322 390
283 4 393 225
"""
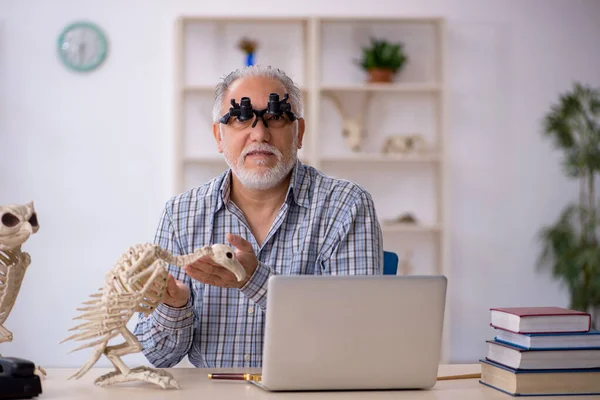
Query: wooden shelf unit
173 15 451 363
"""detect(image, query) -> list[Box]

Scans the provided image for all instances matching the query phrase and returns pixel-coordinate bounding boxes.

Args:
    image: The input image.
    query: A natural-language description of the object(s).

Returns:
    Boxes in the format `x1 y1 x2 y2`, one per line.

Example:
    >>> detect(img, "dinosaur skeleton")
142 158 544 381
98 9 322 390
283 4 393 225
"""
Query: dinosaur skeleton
0 202 44 377
62 242 246 389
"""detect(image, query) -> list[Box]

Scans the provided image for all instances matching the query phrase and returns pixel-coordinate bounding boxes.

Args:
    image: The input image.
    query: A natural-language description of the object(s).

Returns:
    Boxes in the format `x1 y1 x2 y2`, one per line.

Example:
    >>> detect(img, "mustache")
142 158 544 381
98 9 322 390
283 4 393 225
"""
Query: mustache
242 143 283 159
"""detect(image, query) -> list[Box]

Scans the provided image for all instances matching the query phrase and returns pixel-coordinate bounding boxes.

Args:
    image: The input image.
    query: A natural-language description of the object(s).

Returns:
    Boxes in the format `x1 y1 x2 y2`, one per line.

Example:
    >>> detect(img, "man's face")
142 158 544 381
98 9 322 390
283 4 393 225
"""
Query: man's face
213 77 305 191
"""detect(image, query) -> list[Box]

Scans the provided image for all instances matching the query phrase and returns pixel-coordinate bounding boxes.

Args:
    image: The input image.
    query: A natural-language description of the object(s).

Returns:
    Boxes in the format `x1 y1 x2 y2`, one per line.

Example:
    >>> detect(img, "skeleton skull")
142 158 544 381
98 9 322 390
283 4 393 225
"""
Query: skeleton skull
342 120 365 153
0 202 39 251
193 244 246 282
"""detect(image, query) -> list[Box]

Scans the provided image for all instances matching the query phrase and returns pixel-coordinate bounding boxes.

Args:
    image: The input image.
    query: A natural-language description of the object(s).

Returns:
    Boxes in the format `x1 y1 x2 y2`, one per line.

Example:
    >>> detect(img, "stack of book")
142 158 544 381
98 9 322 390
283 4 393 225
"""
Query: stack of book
480 306 600 396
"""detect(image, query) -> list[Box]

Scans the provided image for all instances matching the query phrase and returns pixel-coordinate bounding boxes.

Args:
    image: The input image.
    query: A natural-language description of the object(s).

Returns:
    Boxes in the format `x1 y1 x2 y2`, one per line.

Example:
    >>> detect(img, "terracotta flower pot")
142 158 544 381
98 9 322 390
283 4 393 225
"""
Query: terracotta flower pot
368 68 395 83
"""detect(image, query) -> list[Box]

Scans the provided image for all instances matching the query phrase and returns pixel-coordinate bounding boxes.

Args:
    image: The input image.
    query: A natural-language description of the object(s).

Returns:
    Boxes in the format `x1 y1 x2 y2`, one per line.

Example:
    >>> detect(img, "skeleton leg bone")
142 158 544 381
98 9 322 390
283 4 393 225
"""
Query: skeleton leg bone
94 328 179 389
0 325 46 379
34 365 47 379
0 325 13 345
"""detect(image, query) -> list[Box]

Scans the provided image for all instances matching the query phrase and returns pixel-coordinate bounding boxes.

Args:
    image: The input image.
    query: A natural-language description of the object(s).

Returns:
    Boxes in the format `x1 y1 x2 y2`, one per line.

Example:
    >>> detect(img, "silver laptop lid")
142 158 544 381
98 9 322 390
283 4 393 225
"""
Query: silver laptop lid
260 275 447 391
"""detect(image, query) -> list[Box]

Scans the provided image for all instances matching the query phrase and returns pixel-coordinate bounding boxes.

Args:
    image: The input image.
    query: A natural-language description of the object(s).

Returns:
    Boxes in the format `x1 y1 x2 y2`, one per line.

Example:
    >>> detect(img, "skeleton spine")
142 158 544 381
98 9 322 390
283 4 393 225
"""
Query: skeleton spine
155 246 209 267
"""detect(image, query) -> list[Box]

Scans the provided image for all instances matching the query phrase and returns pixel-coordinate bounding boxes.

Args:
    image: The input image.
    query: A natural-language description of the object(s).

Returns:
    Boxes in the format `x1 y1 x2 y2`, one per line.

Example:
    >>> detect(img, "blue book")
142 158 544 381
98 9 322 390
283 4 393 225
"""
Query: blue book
494 328 600 350
479 359 600 396
486 340 600 370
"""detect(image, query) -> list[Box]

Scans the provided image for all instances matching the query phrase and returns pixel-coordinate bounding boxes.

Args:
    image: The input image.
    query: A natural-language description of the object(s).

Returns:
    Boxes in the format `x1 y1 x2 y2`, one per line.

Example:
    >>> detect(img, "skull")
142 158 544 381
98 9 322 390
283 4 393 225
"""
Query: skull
0 201 39 251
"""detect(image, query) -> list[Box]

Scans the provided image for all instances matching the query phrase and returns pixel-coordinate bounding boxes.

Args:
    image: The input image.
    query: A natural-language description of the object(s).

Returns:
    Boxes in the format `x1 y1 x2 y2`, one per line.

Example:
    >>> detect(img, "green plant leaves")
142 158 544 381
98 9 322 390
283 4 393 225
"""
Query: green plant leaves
543 82 600 178
537 82 600 329
357 37 408 73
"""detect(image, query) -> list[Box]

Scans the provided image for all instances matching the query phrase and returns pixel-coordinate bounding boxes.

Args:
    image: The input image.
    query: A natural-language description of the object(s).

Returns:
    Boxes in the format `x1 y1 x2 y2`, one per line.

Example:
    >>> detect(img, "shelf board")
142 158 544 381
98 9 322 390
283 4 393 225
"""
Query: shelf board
184 156 311 165
321 153 440 163
183 85 215 93
184 156 226 164
320 83 440 93
381 223 441 233
183 85 309 94
181 154 441 165
180 16 309 24
318 16 444 24
183 84 439 94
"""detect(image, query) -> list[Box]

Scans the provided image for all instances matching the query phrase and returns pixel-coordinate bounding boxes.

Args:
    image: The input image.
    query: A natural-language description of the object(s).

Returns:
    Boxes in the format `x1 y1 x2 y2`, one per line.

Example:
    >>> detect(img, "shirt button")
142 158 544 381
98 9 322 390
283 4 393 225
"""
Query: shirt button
244 354 251 361
248 307 254 315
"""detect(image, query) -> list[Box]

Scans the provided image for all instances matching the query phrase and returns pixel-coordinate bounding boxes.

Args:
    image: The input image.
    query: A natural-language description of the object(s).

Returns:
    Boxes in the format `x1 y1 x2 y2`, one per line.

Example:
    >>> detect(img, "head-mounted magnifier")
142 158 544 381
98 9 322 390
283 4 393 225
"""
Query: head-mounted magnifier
219 92 297 128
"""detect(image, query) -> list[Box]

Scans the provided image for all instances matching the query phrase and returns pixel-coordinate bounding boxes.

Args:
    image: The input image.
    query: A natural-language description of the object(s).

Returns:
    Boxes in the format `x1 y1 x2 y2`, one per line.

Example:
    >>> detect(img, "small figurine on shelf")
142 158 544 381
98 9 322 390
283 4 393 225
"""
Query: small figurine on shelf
384 212 418 225
382 134 427 154
237 37 258 67
356 37 408 83
399 250 414 275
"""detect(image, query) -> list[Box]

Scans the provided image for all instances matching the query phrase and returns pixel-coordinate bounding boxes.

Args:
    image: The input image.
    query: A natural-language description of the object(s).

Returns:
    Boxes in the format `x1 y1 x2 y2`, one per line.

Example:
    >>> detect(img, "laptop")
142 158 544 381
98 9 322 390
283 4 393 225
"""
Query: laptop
249 274 447 391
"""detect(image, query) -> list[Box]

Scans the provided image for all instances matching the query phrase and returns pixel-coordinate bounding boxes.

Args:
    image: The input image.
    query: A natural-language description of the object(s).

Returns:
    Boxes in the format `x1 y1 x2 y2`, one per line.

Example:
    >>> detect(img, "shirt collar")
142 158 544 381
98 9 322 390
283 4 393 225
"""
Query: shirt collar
288 159 310 208
216 159 310 211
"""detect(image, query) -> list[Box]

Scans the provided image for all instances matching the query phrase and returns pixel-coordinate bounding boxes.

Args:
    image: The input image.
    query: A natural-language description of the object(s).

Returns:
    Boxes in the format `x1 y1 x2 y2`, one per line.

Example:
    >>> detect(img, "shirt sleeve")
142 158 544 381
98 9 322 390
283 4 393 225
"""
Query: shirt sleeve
239 260 275 311
238 188 382 309
133 201 196 368
320 189 384 275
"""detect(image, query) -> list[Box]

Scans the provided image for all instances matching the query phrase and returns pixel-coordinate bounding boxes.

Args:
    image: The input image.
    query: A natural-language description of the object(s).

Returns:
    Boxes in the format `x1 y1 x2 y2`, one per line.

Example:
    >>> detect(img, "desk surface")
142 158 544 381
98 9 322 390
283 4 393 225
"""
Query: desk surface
36 364 595 399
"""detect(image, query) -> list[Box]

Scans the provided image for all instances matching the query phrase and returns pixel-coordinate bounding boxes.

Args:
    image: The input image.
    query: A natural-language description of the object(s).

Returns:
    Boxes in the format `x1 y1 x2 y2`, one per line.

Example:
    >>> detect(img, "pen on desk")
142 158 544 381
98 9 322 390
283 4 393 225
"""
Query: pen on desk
437 373 481 381
208 373 261 381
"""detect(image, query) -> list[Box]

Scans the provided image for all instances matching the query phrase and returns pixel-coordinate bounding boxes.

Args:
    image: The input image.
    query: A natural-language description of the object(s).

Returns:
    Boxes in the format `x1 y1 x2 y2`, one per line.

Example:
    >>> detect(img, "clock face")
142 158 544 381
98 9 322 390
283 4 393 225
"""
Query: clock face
58 22 108 72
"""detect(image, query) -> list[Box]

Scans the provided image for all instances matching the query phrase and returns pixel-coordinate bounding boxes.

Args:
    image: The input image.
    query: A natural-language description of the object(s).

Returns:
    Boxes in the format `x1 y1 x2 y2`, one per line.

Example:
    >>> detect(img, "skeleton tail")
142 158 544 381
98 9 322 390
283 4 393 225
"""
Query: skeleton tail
68 342 107 380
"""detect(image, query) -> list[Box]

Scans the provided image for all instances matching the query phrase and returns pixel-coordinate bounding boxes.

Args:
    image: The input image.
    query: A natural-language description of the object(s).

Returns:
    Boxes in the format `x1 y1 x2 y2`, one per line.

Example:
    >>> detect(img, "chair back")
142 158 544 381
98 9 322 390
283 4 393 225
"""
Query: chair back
383 251 399 275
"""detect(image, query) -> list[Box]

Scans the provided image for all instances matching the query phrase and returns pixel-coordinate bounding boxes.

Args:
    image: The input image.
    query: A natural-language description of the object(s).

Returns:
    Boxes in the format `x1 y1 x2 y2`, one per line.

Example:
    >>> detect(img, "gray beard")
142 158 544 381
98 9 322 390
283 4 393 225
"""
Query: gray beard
222 134 299 191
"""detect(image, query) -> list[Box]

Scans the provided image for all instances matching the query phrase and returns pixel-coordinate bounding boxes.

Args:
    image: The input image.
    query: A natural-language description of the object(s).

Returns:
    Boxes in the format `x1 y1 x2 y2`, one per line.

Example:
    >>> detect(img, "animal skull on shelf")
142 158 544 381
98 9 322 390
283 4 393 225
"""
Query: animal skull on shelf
62 243 246 389
341 119 366 152
382 134 427 154
324 92 373 152
0 202 45 377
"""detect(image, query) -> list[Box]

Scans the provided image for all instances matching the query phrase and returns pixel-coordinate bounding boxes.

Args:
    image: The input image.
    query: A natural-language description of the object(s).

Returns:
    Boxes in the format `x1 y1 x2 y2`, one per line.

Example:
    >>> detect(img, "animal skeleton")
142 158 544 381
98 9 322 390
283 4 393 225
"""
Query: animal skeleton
324 92 373 152
62 242 246 389
0 202 44 377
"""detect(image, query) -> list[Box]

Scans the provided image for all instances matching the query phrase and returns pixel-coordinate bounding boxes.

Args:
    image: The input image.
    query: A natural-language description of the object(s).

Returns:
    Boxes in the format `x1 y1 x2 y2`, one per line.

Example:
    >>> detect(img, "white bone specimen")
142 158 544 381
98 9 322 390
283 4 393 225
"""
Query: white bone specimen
325 92 373 152
62 243 245 389
381 134 427 154
0 202 44 377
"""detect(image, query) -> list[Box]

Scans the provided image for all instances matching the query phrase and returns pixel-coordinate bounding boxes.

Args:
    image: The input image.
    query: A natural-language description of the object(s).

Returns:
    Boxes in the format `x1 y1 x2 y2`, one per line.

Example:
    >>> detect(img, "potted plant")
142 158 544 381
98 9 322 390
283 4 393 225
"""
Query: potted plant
357 37 408 83
238 37 258 67
537 82 600 329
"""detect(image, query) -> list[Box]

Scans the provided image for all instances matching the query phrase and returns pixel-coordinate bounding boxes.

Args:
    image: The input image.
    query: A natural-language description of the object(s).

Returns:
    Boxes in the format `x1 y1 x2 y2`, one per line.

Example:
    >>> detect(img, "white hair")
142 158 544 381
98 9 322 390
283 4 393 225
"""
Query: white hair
212 65 304 123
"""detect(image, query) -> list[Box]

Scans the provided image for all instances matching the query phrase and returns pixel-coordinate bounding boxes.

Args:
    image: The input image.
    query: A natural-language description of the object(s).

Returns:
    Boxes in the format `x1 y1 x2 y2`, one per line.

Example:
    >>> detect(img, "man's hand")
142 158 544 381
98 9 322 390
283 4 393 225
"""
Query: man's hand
162 274 191 308
183 233 258 289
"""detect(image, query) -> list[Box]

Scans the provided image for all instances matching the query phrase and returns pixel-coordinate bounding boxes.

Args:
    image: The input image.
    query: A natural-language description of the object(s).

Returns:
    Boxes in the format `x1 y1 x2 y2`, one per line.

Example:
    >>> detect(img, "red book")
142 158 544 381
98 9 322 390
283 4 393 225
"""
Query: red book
490 307 591 334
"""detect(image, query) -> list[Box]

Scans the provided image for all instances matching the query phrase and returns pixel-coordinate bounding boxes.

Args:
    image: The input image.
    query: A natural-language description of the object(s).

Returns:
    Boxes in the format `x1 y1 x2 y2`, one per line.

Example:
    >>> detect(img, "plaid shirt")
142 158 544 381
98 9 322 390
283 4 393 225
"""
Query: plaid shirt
133 160 383 368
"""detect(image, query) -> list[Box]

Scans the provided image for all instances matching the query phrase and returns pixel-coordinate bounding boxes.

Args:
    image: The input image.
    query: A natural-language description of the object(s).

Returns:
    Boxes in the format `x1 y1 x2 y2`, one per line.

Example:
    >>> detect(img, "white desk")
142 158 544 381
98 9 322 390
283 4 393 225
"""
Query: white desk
33 364 598 399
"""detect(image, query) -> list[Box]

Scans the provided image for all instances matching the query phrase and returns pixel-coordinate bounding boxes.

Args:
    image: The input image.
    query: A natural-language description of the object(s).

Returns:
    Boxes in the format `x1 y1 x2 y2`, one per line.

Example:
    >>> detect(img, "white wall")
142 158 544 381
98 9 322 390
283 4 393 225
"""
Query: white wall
1 0 599 368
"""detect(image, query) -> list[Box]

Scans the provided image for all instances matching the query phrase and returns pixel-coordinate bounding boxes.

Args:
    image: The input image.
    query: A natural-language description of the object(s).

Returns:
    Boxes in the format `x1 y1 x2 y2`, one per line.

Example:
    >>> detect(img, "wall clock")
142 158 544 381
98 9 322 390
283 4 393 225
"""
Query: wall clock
57 21 108 72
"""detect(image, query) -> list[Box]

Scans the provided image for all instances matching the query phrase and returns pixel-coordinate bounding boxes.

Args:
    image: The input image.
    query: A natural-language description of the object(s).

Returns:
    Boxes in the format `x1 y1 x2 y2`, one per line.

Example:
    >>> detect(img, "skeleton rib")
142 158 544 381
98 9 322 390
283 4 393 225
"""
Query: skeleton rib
62 325 121 343
68 333 116 353
67 314 127 332
76 306 99 312
73 311 124 321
